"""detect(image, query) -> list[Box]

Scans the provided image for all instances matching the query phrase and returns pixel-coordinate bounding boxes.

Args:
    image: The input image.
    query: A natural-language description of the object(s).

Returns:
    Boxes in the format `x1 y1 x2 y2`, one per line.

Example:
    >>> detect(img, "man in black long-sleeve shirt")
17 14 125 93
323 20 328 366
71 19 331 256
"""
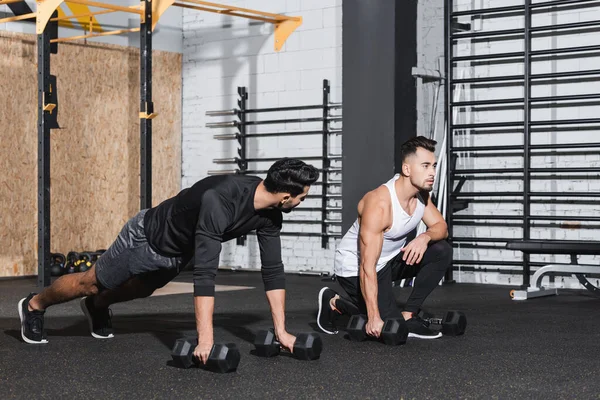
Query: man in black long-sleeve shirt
18 159 319 363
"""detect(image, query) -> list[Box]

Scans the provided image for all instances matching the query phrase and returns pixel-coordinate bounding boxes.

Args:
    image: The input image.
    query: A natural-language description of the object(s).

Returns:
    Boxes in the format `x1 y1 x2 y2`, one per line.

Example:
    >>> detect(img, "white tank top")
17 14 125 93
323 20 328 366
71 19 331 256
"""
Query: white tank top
334 174 426 277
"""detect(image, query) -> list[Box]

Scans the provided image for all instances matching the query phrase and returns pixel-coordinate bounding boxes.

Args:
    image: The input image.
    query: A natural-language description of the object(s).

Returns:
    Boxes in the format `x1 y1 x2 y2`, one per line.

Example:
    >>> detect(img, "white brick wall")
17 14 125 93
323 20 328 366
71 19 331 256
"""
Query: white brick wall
418 0 446 146
182 0 342 273
450 0 600 288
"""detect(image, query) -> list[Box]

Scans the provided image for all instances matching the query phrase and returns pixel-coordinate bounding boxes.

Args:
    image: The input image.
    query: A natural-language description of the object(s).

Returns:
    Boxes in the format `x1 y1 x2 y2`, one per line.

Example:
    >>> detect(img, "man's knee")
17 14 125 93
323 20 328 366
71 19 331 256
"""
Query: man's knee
137 268 178 293
428 240 453 267
80 267 101 296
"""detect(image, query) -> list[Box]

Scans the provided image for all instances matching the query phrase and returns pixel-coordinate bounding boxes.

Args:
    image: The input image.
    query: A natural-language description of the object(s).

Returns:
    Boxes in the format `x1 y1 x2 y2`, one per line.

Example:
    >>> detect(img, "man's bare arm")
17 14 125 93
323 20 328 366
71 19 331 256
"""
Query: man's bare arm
402 193 448 265
358 191 391 323
420 193 448 242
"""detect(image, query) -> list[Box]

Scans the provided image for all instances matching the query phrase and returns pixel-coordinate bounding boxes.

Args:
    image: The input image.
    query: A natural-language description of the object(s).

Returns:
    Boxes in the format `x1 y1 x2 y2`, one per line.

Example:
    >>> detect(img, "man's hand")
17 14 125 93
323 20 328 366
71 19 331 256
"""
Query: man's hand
365 316 385 338
401 234 431 265
194 340 214 365
276 331 297 353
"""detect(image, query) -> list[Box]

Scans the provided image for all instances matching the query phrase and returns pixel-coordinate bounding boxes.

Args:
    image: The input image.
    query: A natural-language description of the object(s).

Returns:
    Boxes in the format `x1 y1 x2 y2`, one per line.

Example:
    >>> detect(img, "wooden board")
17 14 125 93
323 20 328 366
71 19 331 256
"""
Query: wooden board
0 31 182 277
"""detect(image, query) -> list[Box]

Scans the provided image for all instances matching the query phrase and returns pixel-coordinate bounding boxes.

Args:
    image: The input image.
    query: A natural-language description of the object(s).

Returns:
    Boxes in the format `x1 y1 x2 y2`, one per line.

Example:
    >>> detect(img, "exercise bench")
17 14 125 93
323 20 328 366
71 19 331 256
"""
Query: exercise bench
506 240 600 300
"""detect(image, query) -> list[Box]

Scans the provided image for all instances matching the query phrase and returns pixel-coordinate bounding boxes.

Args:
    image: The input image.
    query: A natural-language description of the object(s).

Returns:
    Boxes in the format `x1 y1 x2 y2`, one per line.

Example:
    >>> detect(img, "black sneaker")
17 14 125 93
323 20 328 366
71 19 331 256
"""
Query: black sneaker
317 287 339 335
405 313 442 339
80 297 114 339
18 293 48 344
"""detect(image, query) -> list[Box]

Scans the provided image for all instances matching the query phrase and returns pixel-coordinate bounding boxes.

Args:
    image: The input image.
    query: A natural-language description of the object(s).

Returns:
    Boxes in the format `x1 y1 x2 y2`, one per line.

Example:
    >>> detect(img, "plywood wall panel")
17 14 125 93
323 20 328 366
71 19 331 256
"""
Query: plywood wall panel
0 31 181 277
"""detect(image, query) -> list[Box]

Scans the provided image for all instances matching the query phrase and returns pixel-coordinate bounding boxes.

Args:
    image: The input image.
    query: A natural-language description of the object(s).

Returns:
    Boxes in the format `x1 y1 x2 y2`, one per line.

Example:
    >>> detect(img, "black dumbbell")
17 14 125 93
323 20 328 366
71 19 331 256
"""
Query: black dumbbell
254 328 322 360
346 314 408 346
171 338 240 373
419 310 467 336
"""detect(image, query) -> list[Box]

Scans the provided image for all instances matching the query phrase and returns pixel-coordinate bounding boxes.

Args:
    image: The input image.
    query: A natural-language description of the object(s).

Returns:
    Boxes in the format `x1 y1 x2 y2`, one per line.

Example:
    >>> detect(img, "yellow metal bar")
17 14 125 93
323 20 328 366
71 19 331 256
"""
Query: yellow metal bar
153 0 302 51
173 2 278 24
50 26 139 43
64 0 143 15
55 6 74 29
184 0 297 21
37 0 66 34
0 12 35 24
51 7 130 22
0 0 23 5
151 0 176 31
139 112 158 119
66 1 103 32
274 18 302 52
53 7 110 21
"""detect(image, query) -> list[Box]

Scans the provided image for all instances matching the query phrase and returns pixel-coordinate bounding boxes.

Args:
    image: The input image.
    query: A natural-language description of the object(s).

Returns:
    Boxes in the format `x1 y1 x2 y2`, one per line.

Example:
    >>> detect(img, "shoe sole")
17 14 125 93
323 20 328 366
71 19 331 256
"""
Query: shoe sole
80 297 114 339
408 332 443 339
317 287 338 335
17 298 48 344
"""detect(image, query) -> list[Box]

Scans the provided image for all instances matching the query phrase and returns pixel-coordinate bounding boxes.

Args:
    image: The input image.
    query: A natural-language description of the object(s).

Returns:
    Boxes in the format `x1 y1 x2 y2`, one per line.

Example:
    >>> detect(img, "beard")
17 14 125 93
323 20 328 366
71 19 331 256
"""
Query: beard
276 204 293 213
412 178 434 192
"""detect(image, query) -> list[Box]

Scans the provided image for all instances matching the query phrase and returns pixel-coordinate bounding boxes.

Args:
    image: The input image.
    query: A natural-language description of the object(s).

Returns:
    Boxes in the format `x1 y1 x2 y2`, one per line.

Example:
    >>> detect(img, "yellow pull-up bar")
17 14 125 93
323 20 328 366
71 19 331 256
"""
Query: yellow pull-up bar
35 0 302 51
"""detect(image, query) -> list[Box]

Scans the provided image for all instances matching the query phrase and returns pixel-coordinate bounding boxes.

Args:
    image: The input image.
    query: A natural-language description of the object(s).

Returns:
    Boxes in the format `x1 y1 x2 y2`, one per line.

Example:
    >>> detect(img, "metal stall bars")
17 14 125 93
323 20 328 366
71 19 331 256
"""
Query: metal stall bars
206 80 343 248
31 0 302 286
445 0 600 287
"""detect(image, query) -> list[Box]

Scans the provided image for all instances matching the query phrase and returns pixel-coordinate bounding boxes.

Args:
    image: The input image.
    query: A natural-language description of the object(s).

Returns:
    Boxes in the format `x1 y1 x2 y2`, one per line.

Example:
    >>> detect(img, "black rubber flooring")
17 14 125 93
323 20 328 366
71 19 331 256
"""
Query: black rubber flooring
1 271 599 399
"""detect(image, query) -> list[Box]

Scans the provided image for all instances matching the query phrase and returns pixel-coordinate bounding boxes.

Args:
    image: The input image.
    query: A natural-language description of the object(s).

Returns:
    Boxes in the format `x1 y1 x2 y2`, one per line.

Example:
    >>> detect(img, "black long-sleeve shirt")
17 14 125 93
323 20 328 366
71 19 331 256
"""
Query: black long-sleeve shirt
143 175 285 296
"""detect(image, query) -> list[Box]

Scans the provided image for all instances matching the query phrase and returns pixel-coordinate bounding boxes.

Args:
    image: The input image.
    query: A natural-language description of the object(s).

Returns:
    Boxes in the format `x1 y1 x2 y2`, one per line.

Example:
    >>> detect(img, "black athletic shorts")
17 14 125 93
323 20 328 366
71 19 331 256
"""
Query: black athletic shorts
94 210 182 290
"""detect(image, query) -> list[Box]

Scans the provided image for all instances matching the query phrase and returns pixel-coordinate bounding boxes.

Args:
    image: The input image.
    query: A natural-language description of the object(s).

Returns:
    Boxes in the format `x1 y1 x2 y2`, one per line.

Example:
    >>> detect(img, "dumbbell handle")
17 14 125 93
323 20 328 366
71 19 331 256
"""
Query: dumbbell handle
426 317 443 325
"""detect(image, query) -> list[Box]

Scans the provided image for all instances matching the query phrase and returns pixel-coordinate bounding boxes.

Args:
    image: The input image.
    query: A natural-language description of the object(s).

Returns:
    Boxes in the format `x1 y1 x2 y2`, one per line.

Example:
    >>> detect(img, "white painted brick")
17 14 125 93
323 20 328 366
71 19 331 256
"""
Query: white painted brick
296 9 324 31
322 47 342 69
323 6 342 28
301 69 335 90
263 53 280 73
249 72 285 93
302 0 340 11
301 28 340 49
182 0 340 272
285 0 302 12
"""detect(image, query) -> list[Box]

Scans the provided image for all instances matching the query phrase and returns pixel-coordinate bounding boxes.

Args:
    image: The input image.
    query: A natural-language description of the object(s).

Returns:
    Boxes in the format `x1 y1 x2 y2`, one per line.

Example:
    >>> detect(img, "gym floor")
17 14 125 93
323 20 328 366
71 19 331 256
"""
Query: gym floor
1 271 599 399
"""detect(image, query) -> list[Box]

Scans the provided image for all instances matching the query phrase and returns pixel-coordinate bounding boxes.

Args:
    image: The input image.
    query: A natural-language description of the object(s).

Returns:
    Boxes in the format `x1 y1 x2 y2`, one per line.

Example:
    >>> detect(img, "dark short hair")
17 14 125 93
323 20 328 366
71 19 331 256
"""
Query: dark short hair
400 136 437 164
264 158 320 196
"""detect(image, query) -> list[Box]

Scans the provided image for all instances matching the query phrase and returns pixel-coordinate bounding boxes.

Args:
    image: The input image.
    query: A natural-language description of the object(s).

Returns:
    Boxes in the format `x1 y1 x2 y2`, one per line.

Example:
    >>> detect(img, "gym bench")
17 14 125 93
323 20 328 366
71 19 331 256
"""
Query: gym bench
506 240 600 301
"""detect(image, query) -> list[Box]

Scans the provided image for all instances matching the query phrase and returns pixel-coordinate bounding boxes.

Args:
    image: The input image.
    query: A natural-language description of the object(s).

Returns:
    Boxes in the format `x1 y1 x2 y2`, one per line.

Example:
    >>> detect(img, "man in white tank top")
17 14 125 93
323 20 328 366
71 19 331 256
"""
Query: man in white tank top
317 136 452 339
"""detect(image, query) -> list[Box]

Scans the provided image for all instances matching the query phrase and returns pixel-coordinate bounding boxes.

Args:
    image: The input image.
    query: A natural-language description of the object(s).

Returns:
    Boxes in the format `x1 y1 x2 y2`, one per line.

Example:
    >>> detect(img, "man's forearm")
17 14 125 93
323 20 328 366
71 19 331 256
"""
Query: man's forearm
422 221 448 242
265 289 286 335
359 265 380 320
194 296 214 341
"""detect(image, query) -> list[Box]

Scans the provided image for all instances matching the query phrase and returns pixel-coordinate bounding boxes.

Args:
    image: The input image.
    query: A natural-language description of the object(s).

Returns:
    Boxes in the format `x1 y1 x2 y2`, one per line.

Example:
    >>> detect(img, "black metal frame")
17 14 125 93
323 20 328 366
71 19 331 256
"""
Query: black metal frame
206 80 342 248
37 14 53 288
445 0 600 286
236 87 248 246
140 0 153 209
37 2 155 286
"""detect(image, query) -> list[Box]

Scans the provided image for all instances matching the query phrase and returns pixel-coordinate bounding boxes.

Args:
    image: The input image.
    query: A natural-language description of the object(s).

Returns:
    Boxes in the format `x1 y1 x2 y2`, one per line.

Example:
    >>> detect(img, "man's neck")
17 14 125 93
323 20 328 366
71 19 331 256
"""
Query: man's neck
253 181 278 210
394 176 420 202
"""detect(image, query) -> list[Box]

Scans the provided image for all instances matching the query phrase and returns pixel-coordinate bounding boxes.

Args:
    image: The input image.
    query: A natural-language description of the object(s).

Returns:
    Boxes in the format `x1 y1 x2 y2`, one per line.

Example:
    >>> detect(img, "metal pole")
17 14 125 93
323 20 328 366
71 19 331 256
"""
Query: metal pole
444 0 454 282
523 0 532 288
37 18 52 287
236 87 248 246
140 0 153 209
321 80 331 249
